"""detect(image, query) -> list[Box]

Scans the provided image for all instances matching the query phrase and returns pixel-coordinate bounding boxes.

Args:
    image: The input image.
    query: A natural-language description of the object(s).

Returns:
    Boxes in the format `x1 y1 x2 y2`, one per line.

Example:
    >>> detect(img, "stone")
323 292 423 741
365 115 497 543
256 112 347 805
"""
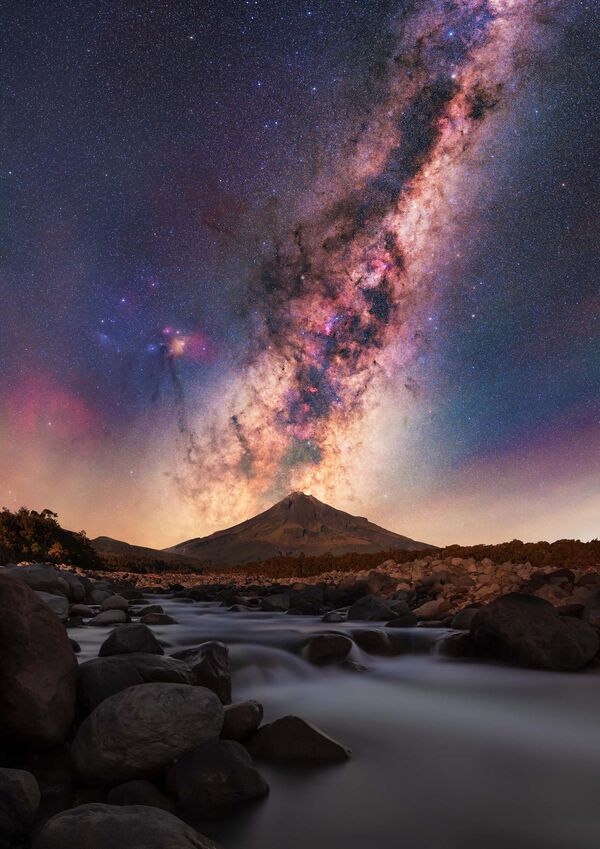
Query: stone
0 575 77 745
136 604 164 616
247 715 351 763
72 683 224 785
221 701 263 743
261 592 290 612
106 780 175 812
471 593 599 671
5 564 71 598
35 591 70 621
70 603 92 617
167 740 268 817
353 629 392 655
583 589 600 630
32 803 218 849
172 642 231 704
451 607 480 630
99 623 164 657
88 609 127 627
321 611 345 623
0 768 41 840
100 594 129 611
141 612 178 625
304 633 353 665
388 599 410 616
413 598 449 619
88 589 111 605
386 613 418 627
347 594 394 621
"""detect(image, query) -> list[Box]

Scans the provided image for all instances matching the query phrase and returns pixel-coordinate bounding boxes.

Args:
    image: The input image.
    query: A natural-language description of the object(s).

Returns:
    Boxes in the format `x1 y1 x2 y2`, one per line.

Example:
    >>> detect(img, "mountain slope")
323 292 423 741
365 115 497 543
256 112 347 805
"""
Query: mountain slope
166 491 434 567
91 536 205 570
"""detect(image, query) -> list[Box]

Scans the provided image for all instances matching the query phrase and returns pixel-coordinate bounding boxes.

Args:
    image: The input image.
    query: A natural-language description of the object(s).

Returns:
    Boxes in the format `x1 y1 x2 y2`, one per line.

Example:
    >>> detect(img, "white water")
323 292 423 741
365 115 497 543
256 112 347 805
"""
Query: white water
70 596 600 849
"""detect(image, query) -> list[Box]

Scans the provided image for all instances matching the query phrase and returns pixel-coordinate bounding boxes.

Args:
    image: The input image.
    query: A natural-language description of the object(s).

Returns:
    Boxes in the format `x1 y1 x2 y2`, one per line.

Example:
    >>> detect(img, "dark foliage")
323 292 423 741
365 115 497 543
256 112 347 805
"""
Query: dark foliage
0 507 103 569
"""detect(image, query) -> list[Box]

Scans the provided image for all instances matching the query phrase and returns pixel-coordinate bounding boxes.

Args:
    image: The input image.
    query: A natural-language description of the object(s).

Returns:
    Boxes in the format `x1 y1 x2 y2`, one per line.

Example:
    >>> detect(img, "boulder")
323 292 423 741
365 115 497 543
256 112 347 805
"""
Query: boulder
0 768 41 840
136 604 164 616
0 575 77 745
5 564 70 598
70 603 92 618
167 740 268 817
261 592 290 612
471 593 599 671
106 779 175 812
388 599 410 616
583 589 600 630
100 594 129 611
386 613 418 627
141 612 178 625
72 683 224 785
304 633 353 665
353 629 392 655
451 607 480 630
32 803 218 849
221 701 263 743
35 591 70 621
88 589 111 605
88 610 127 627
99 623 163 657
247 715 351 763
347 594 394 621
413 598 449 619
78 654 195 713
171 642 231 704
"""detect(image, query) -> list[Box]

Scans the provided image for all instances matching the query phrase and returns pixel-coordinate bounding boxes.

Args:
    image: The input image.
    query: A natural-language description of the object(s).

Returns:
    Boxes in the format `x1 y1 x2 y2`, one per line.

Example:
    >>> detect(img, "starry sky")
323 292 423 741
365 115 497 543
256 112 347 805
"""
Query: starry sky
1 0 598 548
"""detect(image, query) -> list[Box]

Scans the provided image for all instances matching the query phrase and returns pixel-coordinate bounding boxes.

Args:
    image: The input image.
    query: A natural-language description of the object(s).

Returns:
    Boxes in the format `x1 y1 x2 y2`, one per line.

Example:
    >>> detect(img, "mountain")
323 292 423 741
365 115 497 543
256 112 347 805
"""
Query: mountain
165 491 434 567
90 536 205 571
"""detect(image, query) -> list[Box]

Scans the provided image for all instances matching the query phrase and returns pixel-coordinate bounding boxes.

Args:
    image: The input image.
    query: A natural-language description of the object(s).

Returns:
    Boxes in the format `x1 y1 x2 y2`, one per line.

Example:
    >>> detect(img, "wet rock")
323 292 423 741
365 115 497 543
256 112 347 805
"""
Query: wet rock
88 589 111 605
353 629 392 655
471 593 599 671
99 623 164 657
70 603 92 617
247 715 351 763
321 610 345 623
261 592 290 612
172 642 231 704
167 740 268 817
5 564 71 599
141 612 178 625
451 607 480 630
136 604 164 616
583 589 600 630
69 638 81 653
388 599 410 616
0 575 77 746
72 683 224 785
347 594 394 621
88 609 127 627
386 613 418 627
221 700 263 743
339 659 367 673
0 768 41 840
437 632 478 658
106 779 175 812
100 594 129 611
290 584 324 614
304 633 353 665
32 803 218 849
35 591 70 621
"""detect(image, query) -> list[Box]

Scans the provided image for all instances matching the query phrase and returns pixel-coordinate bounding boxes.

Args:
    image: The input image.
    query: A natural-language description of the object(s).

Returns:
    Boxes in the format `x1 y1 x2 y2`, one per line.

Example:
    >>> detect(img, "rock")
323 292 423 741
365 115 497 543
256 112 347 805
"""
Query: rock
99 623 164 657
167 740 268 817
413 598 449 619
141 612 178 625
78 654 195 713
106 780 175 812
70 603 92 617
88 589 111 605
437 632 478 658
69 638 81 653
35 591 70 621
88 610 127 627
59 571 86 603
100 594 129 611
304 633 353 665
321 610 345 623
583 589 600 630
0 768 41 840
353 629 392 655
0 575 77 745
451 607 480 630
261 592 290 612
136 604 164 616
171 642 231 704
388 599 410 616
471 593 600 671
347 594 394 621
221 701 263 743
32 803 218 849
366 571 397 597
5 564 71 598
247 715 351 763
72 683 224 785
289 584 324 614
386 613 418 627
339 659 367 673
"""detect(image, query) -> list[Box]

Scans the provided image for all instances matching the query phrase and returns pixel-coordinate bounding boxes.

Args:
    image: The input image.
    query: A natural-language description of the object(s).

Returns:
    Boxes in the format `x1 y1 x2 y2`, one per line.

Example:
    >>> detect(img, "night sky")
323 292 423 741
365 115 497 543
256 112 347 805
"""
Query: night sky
1 0 598 548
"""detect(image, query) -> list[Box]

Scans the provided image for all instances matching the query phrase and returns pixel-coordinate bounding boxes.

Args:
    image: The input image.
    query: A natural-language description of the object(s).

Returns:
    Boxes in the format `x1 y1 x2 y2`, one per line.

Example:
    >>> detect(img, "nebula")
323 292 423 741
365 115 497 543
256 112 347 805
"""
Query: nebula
173 0 566 526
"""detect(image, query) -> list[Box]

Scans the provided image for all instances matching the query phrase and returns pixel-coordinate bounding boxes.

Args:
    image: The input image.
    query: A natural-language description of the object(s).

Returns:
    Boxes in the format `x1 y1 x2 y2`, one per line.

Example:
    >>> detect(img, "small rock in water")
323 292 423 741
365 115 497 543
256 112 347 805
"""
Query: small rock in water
353 629 392 655
172 642 231 704
141 612 178 625
100 594 130 611
70 603 92 618
0 768 41 840
136 604 164 616
386 613 418 627
32 803 219 849
167 739 269 817
221 700 264 743
247 715 351 763
107 779 175 812
321 610 345 623
304 633 353 665
88 609 127 627
99 623 164 657
347 594 394 621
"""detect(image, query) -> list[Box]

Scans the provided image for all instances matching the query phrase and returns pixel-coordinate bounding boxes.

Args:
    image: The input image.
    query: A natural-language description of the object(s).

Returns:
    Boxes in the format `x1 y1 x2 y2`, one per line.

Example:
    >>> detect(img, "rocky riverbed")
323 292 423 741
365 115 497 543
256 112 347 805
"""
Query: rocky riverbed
2 559 600 848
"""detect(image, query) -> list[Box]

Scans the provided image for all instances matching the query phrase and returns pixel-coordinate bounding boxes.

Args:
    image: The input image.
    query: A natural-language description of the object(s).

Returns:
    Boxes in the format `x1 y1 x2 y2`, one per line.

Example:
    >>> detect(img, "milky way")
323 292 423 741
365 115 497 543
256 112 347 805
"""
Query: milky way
177 0 566 523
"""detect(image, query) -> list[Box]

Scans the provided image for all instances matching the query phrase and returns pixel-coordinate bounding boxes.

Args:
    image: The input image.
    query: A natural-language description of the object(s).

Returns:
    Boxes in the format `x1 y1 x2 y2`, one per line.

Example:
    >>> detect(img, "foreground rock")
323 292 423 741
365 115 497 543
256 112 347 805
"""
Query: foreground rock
221 700 263 743
32 803 218 849
471 593 599 671
303 633 353 665
247 715 351 763
0 575 77 745
172 642 231 704
72 683 224 785
99 623 163 657
167 740 268 817
0 768 41 841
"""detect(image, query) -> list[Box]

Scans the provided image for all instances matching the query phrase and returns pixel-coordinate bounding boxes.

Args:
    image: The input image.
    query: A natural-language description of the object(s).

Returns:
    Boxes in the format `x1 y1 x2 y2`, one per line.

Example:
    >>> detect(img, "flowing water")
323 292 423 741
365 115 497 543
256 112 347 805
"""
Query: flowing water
71 597 600 849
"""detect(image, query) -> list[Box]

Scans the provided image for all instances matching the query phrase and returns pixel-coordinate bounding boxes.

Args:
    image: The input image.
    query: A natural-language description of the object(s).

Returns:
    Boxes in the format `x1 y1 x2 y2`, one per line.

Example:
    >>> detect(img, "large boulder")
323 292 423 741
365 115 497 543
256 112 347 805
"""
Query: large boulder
347 594 394 621
78 654 195 713
0 575 77 745
471 593 599 671
221 701 263 743
167 740 268 817
0 768 41 841
32 804 218 849
99 623 163 657
72 683 224 785
303 634 353 665
171 642 231 704
5 564 69 597
247 715 351 763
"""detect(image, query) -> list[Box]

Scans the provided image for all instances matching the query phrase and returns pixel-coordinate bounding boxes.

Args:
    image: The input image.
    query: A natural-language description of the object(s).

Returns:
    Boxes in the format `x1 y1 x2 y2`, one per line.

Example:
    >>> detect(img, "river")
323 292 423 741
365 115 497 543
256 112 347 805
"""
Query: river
71 596 600 849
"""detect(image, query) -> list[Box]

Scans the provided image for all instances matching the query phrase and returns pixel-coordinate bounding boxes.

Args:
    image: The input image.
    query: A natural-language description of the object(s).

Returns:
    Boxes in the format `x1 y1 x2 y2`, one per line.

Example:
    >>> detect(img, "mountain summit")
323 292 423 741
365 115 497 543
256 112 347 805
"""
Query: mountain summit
165 491 433 567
